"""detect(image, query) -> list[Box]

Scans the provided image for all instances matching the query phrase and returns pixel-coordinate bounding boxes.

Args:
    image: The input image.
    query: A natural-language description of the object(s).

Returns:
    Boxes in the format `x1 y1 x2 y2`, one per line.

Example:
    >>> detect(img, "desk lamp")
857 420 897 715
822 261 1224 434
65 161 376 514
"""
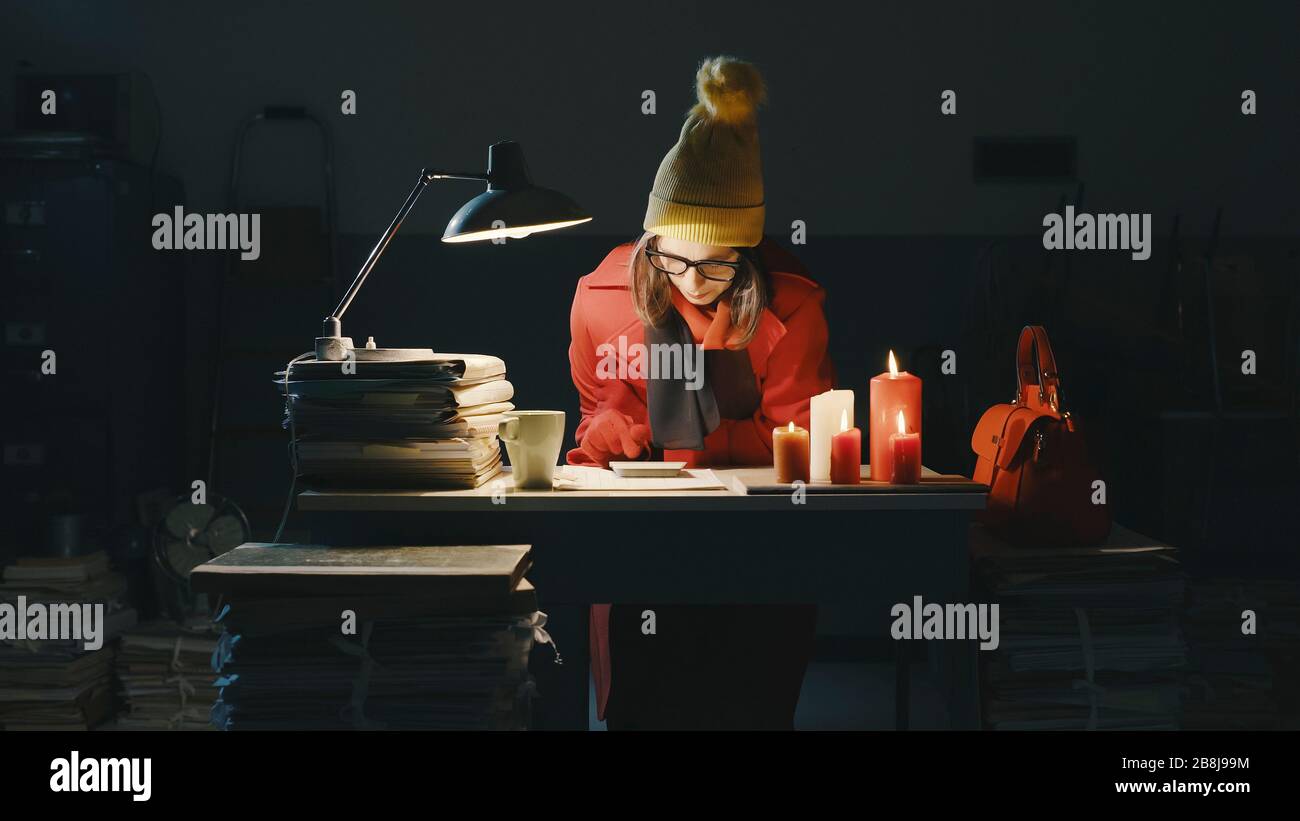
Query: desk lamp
316 140 591 361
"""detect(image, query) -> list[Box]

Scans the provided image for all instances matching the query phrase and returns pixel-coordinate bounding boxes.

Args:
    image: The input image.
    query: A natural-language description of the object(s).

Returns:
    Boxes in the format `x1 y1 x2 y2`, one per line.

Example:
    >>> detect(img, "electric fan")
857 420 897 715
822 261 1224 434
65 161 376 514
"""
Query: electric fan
152 494 250 592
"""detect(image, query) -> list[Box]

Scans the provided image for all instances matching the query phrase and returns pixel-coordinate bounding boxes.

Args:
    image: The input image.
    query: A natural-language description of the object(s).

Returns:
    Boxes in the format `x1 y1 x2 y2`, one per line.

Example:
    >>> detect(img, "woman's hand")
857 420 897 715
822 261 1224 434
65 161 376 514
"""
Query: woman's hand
580 408 651 466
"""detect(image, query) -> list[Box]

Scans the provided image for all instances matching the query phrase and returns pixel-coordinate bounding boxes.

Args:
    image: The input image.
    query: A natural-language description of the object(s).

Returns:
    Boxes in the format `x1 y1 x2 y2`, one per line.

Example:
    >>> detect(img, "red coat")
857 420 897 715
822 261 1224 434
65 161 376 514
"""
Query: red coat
566 240 835 720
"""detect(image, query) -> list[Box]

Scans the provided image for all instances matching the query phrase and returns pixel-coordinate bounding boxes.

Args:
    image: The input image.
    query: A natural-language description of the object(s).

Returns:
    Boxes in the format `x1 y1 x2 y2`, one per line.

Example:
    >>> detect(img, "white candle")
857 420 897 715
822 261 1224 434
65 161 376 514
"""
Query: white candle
809 389 854 482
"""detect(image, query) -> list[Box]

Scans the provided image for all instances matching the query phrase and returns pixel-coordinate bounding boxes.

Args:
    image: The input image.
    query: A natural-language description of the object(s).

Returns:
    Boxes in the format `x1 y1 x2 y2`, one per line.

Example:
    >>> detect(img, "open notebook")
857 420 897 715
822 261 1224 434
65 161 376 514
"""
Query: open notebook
550 465 725 491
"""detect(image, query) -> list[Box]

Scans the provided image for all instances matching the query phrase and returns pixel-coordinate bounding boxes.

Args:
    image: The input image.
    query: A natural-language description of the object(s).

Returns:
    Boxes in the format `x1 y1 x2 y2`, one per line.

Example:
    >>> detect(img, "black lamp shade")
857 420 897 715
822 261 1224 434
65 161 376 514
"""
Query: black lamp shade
442 186 591 243
441 140 591 242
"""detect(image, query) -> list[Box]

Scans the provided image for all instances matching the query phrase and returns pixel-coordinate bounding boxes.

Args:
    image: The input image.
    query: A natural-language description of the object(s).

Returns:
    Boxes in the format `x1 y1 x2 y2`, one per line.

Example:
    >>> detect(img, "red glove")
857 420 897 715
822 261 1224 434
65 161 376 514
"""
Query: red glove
580 408 651 466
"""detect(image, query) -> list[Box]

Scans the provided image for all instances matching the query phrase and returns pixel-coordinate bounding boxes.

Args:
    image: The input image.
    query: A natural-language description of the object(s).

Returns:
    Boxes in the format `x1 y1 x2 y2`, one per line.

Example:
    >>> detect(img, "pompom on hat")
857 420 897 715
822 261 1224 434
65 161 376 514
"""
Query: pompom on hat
643 56 767 248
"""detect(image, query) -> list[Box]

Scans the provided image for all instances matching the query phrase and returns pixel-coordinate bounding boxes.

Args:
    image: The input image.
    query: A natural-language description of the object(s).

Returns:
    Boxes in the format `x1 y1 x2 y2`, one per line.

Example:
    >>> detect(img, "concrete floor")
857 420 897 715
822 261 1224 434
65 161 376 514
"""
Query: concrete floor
589 660 950 730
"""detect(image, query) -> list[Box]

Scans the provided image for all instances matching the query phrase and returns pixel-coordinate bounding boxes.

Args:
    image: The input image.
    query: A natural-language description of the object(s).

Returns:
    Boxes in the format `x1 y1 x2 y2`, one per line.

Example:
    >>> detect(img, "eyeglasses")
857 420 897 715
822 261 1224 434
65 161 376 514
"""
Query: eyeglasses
644 242 743 283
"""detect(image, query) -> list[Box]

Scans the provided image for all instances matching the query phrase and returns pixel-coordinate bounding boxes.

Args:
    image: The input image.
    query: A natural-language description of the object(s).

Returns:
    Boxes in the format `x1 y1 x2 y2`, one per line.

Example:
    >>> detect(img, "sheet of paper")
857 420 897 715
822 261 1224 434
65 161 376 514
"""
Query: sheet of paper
550 465 725 491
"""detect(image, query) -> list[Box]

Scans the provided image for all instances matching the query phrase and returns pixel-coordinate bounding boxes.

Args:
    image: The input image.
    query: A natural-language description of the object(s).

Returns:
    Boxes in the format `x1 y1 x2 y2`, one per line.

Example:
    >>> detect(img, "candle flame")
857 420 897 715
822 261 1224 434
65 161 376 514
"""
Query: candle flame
897 409 906 434
788 421 796 433
839 409 849 433
888 350 899 377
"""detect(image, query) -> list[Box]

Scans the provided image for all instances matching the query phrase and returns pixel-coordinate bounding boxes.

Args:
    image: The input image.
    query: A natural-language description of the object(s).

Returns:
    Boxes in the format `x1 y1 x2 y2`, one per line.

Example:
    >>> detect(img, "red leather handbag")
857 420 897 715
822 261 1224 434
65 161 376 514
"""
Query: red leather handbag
971 326 1111 547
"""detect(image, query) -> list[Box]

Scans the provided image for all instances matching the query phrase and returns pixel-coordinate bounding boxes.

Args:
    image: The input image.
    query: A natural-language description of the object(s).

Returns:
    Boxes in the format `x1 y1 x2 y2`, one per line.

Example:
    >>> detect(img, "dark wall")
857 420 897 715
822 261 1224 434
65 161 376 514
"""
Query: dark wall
2 1 1298 238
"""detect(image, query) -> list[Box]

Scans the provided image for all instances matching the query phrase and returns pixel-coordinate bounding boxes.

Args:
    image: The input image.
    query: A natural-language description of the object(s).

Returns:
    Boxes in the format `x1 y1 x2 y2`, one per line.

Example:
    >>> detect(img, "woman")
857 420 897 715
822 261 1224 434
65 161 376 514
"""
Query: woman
567 56 835 729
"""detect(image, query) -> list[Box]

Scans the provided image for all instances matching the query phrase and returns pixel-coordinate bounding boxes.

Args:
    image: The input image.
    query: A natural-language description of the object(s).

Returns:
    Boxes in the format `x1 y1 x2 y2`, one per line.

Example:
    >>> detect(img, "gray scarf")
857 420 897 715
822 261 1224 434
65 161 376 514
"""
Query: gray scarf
643 310 760 450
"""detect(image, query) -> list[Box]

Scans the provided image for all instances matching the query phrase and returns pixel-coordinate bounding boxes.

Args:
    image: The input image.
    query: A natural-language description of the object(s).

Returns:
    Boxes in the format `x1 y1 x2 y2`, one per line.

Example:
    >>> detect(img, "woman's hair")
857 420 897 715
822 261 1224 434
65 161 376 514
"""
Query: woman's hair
627 231 771 345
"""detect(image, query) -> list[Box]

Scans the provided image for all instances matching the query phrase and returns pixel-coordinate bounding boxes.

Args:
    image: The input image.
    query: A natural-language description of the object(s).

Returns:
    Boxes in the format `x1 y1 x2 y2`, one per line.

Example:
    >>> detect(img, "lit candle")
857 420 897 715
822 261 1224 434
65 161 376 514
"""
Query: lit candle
772 421 810 484
810 389 854 482
869 350 922 482
888 409 921 484
830 409 861 484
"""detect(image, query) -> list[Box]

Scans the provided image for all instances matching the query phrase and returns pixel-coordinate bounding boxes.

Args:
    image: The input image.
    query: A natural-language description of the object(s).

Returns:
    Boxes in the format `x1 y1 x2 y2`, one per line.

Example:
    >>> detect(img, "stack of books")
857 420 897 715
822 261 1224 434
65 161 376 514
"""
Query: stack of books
113 618 222 730
277 353 512 488
972 524 1187 730
192 543 546 730
1182 579 1299 729
0 551 137 730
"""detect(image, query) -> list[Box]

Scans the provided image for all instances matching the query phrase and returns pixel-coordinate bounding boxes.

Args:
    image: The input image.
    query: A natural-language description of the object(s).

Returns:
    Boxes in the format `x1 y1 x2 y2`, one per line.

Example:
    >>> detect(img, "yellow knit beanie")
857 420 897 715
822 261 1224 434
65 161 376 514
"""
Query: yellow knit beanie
643 56 767 248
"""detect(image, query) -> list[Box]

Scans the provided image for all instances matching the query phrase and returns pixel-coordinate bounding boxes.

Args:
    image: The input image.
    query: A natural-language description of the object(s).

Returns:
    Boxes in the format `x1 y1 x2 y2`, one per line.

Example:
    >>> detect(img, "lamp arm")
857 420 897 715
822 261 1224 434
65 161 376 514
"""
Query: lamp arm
324 167 490 330
424 169 491 182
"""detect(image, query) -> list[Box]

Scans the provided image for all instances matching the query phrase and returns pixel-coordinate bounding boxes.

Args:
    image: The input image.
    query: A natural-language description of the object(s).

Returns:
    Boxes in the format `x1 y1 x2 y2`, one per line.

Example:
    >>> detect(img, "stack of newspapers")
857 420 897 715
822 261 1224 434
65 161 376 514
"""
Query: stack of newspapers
972 523 1187 730
113 618 222 730
276 353 511 488
193 543 548 730
0 551 137 730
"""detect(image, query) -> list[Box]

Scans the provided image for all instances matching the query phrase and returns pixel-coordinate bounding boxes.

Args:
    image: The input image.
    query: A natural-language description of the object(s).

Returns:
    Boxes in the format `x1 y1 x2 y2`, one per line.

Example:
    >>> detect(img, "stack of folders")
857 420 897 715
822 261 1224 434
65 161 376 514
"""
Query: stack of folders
276 353 512 488
0 552 137 730
1182 579 1299 729
113 618 222 730
192 543 548 730
972 523 1187 730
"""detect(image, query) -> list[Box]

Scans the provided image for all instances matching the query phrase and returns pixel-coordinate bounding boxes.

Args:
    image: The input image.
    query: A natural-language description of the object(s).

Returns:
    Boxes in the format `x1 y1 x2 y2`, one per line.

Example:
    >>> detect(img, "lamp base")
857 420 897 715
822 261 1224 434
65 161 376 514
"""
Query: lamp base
353 346 437 362
315 334 436 362
315 335 354 362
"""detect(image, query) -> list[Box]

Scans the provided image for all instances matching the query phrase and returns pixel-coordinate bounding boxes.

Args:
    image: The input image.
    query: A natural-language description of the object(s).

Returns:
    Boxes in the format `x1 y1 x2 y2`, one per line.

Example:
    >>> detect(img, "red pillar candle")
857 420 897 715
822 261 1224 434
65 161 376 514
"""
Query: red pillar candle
869 350 922 482
772 422 810 484
830 409 861 484
888 409 921 484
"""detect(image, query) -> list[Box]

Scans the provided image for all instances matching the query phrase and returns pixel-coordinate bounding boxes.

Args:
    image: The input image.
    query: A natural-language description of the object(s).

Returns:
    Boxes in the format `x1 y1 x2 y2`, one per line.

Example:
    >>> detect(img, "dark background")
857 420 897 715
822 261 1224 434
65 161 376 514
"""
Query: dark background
6 2 1298 236
2 2 1297 616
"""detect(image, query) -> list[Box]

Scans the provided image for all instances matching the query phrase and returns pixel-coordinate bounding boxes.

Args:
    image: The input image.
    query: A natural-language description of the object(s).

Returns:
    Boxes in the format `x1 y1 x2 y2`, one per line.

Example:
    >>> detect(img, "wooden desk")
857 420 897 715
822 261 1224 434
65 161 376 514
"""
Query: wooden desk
298 466 987 730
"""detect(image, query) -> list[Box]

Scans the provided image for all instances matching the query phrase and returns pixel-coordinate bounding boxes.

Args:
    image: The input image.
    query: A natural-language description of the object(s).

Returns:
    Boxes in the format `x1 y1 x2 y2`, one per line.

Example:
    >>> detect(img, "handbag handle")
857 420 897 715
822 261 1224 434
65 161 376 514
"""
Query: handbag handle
1015 325 1063 411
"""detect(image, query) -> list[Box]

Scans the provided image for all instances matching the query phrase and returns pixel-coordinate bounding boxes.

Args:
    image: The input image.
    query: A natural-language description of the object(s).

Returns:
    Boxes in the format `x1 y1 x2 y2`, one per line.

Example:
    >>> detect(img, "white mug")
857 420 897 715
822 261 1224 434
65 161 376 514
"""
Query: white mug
498 410 565 489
